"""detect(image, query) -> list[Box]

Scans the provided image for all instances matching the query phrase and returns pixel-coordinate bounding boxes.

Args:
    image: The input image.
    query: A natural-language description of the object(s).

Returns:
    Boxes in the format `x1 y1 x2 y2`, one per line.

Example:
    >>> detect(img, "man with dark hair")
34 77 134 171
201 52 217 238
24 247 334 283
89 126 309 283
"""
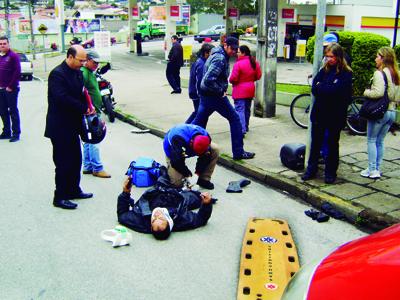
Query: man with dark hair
117 176 213 240
164 124 219 190
192 36 255 160
0 36 21 142
45 45 94 210
166 35 183 94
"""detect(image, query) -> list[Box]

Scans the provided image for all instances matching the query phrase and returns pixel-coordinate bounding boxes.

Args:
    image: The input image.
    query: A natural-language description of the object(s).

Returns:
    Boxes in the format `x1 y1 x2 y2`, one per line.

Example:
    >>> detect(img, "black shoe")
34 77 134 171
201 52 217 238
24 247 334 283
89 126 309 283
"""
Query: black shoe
73 192 93 199
9 135 19 142
324 176 336 184
53 199 78 209
0 133 11 139
301 172 316 181
233 151 255 160
197 178 214 190
171 90 181 94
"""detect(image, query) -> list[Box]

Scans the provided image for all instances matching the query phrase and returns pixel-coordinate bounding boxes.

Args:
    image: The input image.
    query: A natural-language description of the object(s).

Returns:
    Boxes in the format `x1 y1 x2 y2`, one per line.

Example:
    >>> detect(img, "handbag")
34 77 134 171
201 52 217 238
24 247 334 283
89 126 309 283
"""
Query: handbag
359 71 390 120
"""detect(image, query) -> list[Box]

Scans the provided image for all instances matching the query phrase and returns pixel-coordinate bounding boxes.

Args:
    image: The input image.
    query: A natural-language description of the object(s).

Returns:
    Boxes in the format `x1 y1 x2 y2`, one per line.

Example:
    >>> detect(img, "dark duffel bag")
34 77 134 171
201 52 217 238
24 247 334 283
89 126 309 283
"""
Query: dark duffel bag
280 143 306 170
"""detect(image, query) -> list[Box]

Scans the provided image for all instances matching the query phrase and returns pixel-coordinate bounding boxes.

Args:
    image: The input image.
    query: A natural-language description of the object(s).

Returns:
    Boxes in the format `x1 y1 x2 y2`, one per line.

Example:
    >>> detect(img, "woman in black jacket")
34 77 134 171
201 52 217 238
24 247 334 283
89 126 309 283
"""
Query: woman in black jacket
302 43 352 184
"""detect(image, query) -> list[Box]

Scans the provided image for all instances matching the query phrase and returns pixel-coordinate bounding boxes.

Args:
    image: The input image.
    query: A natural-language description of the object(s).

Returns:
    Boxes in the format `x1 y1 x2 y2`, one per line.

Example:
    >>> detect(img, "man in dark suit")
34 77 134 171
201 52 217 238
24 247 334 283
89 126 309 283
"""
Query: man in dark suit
45 45 94 209
166 35 183 94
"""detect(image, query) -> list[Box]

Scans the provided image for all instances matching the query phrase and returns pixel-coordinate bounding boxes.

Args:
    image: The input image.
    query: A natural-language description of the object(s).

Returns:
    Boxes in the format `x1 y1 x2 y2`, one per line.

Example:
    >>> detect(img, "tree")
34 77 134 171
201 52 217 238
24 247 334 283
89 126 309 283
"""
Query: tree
187 0 257 15
64 0 75 8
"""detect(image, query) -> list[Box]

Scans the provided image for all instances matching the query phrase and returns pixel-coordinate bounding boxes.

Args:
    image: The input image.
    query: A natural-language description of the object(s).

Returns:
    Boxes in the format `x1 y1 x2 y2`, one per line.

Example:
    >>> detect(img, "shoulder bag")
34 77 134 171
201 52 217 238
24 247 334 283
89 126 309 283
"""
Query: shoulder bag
359 71 390 120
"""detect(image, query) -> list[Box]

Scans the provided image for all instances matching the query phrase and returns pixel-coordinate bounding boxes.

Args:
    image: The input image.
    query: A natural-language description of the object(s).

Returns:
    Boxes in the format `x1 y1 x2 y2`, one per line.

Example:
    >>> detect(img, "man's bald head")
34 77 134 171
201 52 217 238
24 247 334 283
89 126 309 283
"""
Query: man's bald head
66 45 87 70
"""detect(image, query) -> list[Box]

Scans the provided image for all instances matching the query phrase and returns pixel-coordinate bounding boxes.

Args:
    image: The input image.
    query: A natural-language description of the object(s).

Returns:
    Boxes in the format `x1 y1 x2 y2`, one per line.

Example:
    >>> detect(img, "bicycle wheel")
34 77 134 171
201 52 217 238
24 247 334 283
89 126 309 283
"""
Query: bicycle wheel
290 94 311 129
346 96 367 135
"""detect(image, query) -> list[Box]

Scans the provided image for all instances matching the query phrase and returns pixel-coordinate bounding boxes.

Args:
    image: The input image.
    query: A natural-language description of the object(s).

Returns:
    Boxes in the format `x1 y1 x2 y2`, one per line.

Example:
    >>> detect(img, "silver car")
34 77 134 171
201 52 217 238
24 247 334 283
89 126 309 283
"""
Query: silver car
18 53 33 81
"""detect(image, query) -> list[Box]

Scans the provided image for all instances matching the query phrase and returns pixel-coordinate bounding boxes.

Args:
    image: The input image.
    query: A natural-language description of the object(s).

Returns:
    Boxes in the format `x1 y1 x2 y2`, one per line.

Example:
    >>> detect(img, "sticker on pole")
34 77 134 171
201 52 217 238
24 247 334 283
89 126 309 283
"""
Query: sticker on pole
265 283 278 290
260 236 278 244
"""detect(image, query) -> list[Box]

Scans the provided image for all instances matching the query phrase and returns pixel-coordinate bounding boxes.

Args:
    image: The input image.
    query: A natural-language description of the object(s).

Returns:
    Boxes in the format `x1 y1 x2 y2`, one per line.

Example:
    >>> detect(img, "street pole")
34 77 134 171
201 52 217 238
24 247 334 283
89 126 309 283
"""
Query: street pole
28 0 36 59
224 0 234 36
128 0 138 53
305 0 327 166
393 0 400 47
165 0 177 60
55 0 65 52
5 0 10 38
254 0 278 118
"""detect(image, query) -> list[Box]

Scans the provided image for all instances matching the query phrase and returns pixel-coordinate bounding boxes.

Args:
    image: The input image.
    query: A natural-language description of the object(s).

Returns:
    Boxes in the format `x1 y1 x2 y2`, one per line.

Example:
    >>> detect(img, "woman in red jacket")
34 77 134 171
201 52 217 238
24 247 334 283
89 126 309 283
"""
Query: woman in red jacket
229 45 262 135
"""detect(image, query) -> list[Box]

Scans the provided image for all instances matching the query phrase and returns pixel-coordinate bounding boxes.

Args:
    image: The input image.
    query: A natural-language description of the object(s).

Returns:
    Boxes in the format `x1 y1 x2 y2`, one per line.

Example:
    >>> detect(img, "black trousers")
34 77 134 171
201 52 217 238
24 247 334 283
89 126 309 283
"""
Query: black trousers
51 135 82 200
166 62 181 92
307 123 342 177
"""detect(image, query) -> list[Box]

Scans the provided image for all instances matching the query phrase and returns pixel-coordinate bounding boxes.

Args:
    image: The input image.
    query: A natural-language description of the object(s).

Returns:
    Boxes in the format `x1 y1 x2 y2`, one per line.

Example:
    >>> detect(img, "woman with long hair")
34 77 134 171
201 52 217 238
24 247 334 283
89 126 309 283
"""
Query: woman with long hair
186 43 214 124
302 43 352 184
360 47 399 179
229 45 261 135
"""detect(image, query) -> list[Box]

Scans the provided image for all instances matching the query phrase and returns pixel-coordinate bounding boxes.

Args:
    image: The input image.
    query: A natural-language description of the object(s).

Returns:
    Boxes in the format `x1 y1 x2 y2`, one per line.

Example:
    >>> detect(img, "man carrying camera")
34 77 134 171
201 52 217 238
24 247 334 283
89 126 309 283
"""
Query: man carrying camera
117 176 213 240
163 124 219 190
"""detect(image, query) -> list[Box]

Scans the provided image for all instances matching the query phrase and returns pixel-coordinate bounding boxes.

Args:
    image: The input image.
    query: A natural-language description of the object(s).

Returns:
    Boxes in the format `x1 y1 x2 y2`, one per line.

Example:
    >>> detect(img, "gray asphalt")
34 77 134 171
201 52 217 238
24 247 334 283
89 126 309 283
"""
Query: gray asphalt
0 79 366 299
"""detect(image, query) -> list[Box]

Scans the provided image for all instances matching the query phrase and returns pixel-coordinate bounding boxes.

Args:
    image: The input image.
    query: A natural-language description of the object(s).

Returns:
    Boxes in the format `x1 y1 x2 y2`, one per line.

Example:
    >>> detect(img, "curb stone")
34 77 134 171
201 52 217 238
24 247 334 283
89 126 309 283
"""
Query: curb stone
115 111 398 231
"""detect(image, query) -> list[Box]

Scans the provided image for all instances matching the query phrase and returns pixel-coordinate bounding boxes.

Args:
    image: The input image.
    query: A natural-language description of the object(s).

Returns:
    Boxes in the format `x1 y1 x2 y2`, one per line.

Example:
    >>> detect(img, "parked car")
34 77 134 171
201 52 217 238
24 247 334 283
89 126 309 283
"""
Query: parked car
18 53 33 81
194 30 221 43
281 223 400 300
206 24 225 34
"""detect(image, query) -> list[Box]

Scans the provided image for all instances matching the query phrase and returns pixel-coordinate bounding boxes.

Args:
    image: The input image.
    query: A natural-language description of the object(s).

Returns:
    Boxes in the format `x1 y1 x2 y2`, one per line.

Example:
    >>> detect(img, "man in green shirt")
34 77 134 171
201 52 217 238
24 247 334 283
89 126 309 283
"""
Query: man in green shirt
81 50 111 178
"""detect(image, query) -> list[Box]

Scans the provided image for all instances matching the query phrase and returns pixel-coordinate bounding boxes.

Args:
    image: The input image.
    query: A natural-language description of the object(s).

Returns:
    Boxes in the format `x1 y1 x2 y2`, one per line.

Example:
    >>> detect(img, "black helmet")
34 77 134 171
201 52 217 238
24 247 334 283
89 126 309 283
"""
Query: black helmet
81 114 106 144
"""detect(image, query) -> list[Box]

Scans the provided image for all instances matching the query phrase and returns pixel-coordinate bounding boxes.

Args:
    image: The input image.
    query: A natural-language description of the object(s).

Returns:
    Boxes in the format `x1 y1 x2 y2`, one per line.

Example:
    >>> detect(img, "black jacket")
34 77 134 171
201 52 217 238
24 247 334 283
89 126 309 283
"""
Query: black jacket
311 67 352 129
168 41 183 67
45 61 88 139
117 188 212 234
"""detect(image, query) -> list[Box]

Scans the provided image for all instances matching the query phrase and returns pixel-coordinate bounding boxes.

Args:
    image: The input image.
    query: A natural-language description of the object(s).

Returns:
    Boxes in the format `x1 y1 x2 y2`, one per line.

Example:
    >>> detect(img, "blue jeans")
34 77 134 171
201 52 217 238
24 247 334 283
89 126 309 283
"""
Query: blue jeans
192 95 244 157
234 98 252 134
367 110 396 171
0 88 20 137
185 98 199 124
83 142 104 172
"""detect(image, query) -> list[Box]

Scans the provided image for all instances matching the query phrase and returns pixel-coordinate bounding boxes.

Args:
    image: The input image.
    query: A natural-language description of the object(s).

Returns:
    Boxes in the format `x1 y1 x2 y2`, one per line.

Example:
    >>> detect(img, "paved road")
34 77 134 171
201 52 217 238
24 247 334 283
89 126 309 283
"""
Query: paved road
0 77 366 299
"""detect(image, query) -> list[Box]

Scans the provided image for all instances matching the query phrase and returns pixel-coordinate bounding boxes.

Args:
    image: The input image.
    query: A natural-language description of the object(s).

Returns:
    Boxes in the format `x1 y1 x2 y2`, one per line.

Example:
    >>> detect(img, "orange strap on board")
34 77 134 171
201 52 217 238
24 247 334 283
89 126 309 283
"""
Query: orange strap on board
237 218 300 300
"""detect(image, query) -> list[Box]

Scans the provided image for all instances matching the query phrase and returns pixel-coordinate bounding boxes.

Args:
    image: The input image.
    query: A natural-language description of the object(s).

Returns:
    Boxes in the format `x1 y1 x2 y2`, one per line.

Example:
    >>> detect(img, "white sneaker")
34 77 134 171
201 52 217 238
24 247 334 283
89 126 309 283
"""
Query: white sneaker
369 170 381 179
360 169 370 177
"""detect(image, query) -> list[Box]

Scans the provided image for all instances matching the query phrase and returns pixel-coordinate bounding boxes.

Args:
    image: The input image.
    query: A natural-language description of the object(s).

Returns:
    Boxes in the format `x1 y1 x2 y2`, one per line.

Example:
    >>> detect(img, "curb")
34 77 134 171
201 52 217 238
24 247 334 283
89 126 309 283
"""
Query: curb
115 111 396 231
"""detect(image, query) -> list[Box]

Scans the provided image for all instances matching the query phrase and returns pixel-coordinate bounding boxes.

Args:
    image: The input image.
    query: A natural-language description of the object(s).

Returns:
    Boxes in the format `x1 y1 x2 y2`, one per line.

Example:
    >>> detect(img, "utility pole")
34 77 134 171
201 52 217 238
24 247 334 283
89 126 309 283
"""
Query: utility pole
28 0 36 59
55 0 65 52
224 0 234 36
5 0 10 38
393 0 400 47
254 0 278 118
305 0 327 165
128 0 138 53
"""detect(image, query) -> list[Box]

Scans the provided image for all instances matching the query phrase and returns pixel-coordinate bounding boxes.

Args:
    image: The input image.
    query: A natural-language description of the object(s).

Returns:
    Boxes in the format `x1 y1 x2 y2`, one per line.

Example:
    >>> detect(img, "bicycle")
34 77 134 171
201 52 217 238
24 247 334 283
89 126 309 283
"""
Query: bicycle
290 92 367 135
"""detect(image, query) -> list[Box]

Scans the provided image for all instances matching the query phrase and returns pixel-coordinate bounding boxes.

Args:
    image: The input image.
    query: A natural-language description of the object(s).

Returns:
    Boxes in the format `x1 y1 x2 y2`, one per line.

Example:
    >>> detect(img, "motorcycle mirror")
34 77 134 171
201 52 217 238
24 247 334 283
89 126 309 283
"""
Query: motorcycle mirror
98 62 111 75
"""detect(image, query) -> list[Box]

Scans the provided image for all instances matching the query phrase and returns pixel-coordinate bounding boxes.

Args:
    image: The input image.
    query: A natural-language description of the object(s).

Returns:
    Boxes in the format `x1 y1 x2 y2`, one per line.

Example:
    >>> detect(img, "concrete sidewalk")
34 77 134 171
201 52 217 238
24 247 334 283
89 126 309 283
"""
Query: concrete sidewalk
33 47 400 231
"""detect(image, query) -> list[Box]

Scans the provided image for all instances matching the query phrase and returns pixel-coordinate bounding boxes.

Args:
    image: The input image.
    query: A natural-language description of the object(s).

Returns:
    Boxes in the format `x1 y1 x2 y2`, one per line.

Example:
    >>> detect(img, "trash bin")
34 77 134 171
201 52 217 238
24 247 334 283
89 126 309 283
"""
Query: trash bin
134 32 142 54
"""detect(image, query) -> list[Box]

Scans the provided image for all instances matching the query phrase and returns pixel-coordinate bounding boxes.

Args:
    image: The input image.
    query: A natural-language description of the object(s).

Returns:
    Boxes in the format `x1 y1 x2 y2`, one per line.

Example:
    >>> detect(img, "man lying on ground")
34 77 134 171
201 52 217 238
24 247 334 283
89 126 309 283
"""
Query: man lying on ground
117 176 213 240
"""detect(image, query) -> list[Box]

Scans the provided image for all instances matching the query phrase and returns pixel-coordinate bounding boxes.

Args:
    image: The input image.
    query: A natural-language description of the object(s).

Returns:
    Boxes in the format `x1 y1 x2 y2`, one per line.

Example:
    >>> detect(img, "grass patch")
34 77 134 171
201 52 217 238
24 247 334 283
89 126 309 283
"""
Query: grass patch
277 83 310 94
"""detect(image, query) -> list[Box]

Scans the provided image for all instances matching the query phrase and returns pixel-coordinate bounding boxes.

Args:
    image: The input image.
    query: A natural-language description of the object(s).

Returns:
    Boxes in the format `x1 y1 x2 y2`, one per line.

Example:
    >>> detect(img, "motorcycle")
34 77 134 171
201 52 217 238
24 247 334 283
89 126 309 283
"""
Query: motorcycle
96 63 116 122
70 36 82 46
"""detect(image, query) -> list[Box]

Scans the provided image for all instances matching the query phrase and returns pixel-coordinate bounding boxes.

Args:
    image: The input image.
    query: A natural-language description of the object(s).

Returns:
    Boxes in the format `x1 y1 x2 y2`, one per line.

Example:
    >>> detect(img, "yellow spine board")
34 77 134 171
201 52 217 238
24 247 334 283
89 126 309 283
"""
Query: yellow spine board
237 218 300 300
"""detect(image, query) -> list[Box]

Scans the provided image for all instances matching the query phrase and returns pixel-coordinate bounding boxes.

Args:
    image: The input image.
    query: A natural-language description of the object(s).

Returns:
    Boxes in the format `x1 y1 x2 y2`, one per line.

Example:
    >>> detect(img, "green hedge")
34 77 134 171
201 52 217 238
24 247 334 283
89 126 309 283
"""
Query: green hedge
306 31 390 95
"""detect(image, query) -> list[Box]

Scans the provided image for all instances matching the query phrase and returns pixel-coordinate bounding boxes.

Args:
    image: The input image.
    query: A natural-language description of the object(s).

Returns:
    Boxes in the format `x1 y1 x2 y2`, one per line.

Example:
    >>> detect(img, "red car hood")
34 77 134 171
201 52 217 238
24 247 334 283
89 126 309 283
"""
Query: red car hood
308 224 400 300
